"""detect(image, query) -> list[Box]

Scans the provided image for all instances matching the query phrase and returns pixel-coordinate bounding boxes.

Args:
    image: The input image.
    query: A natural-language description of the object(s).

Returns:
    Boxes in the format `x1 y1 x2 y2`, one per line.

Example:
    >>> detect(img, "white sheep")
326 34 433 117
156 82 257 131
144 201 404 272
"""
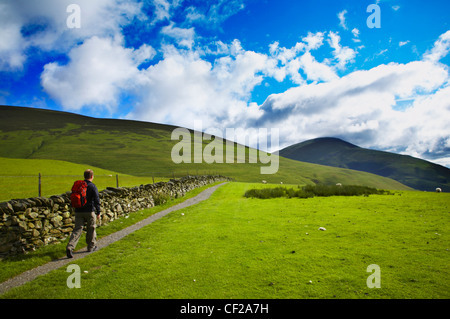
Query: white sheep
262 180 267 184
436 187 442 193
336 183 342 187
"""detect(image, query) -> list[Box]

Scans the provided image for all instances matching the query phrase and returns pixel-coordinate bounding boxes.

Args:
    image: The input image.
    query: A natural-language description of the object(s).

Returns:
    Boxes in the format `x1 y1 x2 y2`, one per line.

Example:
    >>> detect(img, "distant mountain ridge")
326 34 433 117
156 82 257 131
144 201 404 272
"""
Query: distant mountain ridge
0 105 411 190
279 137 450 191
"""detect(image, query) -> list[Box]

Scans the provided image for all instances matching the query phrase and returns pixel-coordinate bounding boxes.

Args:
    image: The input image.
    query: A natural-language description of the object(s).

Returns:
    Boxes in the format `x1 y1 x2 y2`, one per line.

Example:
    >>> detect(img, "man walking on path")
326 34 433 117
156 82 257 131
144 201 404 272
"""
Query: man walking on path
66 169 101 258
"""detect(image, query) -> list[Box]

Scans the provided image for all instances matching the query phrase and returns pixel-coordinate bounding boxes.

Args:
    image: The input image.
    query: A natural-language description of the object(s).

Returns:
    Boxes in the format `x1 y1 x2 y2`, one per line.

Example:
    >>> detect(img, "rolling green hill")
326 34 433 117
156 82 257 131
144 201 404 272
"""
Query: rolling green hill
0 105 411 190
279 137 450 192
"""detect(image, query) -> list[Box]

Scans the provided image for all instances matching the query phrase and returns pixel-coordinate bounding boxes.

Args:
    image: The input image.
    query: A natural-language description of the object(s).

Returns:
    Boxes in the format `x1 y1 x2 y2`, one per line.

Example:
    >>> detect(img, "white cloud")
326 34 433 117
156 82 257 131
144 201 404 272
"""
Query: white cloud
258 56 450 161
125 43 270 130
268 33 341 84
161 23 196 49
202 0 245 26
151 0 171 24
399 40 410 47
302 32 325 51
41 36 154 113
327 31 356 69
351 28 361 43
338 10 348 30
183 0 245 28
133 44 157 65
298 52 338 82
0 2 26 70
423 30 450 62
0 0 143 71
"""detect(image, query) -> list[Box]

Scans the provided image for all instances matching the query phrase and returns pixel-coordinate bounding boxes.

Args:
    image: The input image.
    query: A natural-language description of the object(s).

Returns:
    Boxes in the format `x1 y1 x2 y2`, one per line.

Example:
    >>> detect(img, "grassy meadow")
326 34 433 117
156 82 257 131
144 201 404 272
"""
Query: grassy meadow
0 181 224 283
0 157 170 202
2 182 449 299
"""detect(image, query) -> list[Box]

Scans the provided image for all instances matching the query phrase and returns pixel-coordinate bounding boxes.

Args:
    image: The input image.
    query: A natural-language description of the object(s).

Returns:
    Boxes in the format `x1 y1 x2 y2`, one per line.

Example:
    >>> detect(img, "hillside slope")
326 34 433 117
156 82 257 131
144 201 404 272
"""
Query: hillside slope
0 105 411 190
279 137 450 191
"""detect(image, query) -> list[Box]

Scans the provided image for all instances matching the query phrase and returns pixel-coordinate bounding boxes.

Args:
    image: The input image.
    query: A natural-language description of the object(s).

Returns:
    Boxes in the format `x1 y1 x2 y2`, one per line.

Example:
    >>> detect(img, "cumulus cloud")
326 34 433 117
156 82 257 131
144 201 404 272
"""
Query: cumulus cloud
41 36 155 112
125 42 270 131
328 31 356 69
268 32 346 84
258 56 450 163
298 51 338 82
302 32 325 51
0 2 27 70
0 0 143 71
161 23 196 49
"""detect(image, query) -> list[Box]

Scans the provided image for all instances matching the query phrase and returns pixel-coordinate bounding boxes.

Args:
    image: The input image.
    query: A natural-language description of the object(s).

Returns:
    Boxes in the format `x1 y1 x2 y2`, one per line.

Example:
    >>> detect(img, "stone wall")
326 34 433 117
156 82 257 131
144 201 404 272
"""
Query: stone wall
0 175 231 256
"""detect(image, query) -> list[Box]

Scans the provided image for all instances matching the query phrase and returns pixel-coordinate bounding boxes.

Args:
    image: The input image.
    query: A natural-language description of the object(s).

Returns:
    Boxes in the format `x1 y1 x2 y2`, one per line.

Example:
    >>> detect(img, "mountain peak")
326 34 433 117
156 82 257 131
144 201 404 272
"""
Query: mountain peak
280 136 359 159
298 137 359 148
279 136 450 191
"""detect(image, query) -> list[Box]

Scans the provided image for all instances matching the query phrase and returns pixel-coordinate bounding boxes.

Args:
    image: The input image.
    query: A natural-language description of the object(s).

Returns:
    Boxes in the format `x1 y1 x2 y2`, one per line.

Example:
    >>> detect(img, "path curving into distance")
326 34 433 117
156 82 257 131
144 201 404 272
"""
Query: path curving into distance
0 182 228 296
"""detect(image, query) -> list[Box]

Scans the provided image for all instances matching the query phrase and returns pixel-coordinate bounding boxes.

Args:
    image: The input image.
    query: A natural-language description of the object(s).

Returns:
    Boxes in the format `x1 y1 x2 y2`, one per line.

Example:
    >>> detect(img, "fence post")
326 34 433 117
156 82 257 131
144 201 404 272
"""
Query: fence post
38 173 42 197
116 174 119 188
152 173 155 184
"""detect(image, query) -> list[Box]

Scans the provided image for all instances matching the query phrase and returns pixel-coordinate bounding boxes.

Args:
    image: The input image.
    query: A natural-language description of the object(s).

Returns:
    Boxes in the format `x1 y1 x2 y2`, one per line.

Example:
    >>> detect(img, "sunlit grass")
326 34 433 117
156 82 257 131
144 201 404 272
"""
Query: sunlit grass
2 182 449 299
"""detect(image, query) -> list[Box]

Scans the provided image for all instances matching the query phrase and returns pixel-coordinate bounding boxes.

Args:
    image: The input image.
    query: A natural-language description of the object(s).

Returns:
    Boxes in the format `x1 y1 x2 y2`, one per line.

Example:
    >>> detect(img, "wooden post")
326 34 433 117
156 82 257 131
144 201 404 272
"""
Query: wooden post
152 173 155 184
116 174 119 188
38 173 42 197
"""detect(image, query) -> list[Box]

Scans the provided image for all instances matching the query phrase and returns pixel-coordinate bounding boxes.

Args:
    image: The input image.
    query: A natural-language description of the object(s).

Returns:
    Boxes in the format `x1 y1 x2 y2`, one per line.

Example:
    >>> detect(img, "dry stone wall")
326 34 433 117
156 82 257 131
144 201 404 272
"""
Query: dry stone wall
0 175 231 257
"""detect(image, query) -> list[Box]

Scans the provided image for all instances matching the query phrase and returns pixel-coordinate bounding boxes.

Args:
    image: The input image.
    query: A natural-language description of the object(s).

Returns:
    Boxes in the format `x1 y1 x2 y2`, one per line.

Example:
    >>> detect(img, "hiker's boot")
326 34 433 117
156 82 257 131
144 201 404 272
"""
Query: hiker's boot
88 245 98 252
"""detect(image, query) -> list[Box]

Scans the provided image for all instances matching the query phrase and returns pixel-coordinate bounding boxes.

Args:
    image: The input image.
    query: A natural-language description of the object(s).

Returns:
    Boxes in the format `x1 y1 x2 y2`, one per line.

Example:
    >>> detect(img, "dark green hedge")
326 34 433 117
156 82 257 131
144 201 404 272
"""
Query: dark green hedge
244 184 390 199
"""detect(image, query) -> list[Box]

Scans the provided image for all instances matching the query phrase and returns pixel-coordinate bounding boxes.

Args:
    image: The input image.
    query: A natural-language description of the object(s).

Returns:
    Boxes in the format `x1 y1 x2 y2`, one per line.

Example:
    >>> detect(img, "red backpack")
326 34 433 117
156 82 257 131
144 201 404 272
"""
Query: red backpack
70 180 88 208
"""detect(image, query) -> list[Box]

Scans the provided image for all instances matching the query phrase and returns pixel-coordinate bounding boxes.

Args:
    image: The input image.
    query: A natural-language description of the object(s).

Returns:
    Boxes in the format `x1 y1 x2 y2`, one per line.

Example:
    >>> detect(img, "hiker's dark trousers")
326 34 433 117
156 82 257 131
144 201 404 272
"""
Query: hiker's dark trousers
66 211 97 251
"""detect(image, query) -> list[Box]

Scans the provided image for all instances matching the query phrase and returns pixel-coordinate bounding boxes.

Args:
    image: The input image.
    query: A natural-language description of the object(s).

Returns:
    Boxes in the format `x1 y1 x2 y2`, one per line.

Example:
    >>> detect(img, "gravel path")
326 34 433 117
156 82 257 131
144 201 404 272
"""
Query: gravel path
0 182 227 296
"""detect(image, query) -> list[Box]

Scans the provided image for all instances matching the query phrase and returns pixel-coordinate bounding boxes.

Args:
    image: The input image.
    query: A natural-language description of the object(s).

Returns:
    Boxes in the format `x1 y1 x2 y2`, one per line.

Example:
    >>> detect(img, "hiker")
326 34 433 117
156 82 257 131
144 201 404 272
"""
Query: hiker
66 169 101 258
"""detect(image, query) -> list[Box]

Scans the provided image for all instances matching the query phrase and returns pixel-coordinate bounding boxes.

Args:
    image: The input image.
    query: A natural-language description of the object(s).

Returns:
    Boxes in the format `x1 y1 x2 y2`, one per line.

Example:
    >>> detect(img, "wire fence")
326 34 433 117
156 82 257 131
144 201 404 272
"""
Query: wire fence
0 170 222 202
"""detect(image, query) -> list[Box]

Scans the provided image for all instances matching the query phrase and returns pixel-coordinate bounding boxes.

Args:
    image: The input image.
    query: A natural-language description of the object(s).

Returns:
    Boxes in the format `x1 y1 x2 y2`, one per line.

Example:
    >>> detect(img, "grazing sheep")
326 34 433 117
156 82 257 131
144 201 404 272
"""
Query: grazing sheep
436 187 442 193
280 181 283 184
262 180 267 184
336 183 342 187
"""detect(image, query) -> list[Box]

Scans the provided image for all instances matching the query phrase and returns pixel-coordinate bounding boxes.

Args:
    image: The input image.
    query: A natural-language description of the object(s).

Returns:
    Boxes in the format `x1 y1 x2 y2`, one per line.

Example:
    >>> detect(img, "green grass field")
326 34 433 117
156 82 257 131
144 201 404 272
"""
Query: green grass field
0 154 410 203
2 182 449 299
0 181 224 283
0 157 170 202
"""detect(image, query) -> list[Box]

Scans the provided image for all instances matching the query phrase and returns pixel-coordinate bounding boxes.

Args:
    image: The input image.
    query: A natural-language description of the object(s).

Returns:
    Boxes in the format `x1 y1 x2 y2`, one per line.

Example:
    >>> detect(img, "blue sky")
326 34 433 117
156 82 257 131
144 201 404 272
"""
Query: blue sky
1 0 450 167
